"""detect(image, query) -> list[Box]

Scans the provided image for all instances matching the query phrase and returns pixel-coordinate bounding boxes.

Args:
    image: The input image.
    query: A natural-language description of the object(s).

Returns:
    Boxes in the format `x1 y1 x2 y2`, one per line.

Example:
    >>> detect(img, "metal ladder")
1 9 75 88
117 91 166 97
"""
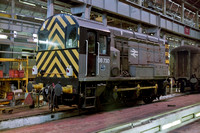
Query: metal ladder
83 86 96 109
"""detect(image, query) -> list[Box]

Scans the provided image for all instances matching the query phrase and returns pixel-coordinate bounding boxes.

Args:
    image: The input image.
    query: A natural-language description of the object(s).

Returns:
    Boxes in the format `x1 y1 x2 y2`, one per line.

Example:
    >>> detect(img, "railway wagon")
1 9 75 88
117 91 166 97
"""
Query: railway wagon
34 14 169 111
170 45 200 92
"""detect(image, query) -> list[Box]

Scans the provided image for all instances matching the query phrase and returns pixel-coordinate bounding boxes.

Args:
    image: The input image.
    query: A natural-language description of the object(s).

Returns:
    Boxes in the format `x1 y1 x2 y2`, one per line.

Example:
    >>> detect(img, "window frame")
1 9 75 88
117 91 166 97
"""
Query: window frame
66 26 78 49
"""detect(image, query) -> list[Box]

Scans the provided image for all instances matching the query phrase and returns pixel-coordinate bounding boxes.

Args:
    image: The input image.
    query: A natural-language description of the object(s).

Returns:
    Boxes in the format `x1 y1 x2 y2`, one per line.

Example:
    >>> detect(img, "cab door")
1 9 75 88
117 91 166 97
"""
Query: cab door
86 31 97 76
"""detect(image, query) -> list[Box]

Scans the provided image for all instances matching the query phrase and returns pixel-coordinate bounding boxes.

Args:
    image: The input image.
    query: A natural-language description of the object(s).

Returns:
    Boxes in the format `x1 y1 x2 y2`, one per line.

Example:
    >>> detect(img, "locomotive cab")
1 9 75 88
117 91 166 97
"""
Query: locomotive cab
77 17 111 80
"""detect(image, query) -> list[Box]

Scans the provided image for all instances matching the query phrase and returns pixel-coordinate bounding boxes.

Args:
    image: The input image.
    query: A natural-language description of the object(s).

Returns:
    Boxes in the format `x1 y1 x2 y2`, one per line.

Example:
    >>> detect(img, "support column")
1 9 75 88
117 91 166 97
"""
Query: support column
11 0 15 19
102 13 107 26
154 27 161 38
181 1 184 23
163 0 166 16
71 4 91 19
181 39 184 46
163 34 166 40
138 0 142 6
83 5 91 19
137 23 142 33
11 0 15 59
47 0 54 18
196 11 199 29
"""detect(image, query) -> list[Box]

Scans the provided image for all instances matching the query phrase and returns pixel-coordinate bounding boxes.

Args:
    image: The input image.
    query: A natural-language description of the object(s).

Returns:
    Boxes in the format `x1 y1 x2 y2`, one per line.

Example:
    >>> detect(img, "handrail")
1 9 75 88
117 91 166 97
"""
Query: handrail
97 42 100 75
85 40 88 76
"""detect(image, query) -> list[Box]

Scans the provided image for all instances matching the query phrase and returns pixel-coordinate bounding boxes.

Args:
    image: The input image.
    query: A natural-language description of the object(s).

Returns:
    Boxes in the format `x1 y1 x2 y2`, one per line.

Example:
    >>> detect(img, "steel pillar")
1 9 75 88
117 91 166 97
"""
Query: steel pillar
102 13 107 26
138 0 142 6
11 0 15 19
83 5 91 19
163 0 166 16
154 27 161 38
181 39 184 46
137 23 142 33
196 11 199 29
71 4 91 19
181 1 184 23
47 0 54 18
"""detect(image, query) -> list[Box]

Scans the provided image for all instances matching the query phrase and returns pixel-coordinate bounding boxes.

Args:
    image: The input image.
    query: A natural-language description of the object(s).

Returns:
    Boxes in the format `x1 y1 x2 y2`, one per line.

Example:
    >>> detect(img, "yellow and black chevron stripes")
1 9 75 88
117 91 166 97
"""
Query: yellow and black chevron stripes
36 49 79 78
39 14 77 50
40 19 49 31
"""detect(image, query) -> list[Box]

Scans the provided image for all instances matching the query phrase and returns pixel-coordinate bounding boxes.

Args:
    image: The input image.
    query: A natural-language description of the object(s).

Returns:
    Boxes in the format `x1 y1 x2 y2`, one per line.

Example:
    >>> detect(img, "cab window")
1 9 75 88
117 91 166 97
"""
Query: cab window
38 30 48 50
88 32 96 53
66 27 77 48
99 35 107 55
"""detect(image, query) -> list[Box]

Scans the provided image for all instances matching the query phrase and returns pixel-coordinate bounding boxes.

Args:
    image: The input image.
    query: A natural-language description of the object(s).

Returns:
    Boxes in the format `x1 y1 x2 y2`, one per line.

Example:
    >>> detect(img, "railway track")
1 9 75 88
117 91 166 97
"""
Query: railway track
0 92 188 130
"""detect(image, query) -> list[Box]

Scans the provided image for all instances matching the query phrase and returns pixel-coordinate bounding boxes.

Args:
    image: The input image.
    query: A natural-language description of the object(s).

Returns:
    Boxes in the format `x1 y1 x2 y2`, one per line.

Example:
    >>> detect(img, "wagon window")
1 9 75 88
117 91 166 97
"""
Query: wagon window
66 27 77 48
99 35 107 55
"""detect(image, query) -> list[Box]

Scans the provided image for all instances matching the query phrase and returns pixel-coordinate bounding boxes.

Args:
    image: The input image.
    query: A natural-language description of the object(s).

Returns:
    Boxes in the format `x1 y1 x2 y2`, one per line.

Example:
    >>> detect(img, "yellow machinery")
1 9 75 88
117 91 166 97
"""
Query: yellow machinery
0 57 28 98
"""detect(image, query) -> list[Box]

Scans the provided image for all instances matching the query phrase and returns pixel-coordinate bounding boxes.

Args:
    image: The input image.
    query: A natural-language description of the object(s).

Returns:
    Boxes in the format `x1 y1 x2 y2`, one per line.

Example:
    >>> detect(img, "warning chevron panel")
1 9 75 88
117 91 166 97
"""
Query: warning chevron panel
36 49 79 78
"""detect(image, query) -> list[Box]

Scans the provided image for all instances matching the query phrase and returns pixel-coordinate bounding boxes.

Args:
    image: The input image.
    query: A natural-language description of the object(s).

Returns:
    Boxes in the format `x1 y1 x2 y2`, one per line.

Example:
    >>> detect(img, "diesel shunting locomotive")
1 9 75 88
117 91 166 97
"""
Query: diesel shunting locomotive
33 14 169 111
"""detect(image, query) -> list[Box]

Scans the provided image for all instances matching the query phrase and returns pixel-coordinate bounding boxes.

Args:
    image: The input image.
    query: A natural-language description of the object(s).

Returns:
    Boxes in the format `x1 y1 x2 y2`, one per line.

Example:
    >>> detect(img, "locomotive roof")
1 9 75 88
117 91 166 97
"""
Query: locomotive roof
74 16 110 33
39 14 110 33
171 45 200 54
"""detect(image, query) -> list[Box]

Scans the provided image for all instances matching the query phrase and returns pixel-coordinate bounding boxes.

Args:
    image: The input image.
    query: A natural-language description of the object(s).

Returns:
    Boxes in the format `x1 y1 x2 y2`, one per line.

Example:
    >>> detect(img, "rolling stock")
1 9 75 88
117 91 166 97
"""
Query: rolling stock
34 14 169 111
170 45 200 92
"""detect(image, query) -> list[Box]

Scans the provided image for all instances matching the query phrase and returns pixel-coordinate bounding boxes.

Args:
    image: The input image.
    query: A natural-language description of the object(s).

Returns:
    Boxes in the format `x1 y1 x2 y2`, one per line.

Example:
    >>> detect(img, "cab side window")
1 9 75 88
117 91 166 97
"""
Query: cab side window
38 30 49 50
66 27 77 48
88 32 96 53
99 35 107 55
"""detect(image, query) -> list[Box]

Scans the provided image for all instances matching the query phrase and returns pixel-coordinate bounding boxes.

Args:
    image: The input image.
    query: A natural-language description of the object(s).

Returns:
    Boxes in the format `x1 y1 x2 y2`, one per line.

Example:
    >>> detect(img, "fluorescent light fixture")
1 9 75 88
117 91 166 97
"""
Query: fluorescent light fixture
0 10 6 13
162 120 181 130
35 17 45 21
18 14 26 17
33 34 38 42
0 34 8 39
14 31 17 38
19 0 36 6
41 6 47 9
61 11 68 14
195 112 200 117
33 34 37 38
33 39 38 42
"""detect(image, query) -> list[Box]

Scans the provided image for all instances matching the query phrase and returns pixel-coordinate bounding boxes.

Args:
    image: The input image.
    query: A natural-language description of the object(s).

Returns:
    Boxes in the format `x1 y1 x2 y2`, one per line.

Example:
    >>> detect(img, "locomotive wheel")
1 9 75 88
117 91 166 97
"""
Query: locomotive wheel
142 96 154 104
121 92 137 107
123 98 137 107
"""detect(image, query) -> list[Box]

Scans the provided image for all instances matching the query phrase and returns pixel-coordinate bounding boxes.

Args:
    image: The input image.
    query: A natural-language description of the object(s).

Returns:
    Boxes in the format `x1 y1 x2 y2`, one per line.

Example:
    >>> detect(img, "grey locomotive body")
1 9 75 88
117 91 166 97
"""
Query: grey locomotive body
36 14 169 111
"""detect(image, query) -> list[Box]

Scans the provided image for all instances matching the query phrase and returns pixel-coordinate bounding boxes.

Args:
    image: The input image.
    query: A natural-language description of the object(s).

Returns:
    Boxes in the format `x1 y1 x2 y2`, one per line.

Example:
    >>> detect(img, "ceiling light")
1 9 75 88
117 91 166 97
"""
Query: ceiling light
14 31 17 38
35 17 45 21
0 34 8 39
33 34 37 38
41 6 47 9
0 10 6 13
19 0 36 6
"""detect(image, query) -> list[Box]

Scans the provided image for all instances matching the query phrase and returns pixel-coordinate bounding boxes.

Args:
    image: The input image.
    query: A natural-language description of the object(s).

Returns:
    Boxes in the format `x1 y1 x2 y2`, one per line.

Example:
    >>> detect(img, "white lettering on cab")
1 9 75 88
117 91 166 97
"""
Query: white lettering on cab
98 58 110 64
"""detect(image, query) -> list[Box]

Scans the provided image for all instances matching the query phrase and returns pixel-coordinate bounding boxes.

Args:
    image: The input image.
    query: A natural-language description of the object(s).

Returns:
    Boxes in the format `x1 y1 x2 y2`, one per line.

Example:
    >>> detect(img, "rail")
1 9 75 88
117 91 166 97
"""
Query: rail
98 102 200 133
